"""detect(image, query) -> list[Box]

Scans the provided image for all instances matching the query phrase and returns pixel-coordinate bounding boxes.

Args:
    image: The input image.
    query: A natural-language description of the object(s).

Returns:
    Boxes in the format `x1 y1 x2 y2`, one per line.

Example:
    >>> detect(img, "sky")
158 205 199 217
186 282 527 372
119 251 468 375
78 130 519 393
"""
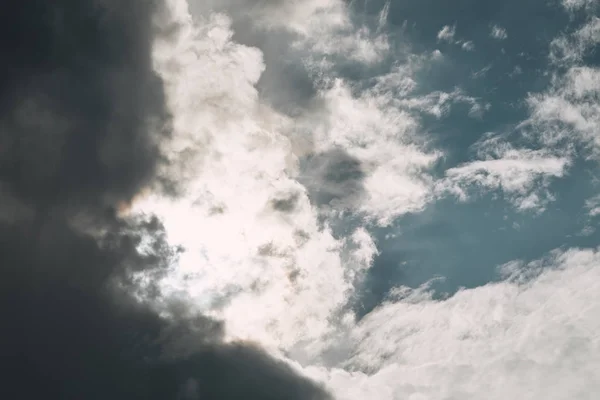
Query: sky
1 0 600 399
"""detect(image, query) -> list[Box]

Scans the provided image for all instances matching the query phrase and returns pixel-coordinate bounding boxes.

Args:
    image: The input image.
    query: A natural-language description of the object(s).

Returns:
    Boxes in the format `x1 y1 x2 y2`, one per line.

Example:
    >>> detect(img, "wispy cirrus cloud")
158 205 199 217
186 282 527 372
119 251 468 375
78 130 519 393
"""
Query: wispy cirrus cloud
438 137 569 211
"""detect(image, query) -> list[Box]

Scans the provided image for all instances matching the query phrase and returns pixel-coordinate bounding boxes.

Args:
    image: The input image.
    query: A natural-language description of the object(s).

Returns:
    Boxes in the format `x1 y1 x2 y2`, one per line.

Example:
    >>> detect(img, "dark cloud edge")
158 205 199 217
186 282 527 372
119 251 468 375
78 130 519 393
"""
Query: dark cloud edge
0 1 332 399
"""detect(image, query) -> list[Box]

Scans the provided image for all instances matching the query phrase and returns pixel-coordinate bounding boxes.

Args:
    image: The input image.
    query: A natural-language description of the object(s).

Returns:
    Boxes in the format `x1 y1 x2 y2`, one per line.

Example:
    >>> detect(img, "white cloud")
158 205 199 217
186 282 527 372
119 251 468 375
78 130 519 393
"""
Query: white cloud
550 17 600 64
437 25 456 42
524 66 600 158
585 194 600 217
490 24 508 40
304 246 600 399
251 0 391 64
461 40 475 51
562 0 598 11
293 77 439 225
437 134 569 211
293 59 490 224
147 1 374 353
437 13 600 212
437 25 478 52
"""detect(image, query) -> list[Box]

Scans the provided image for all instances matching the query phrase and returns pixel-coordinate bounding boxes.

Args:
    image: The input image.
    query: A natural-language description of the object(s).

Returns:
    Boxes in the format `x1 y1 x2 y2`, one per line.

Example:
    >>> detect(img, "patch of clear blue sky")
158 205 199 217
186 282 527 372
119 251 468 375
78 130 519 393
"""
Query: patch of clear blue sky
346 0 600 316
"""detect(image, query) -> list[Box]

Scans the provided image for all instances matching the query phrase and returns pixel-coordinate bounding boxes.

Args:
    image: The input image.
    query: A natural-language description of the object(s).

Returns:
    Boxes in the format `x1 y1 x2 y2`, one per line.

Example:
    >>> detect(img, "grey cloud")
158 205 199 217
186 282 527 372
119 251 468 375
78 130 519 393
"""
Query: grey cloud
271 191 301 212
0 1 332 399
299 148 366 209
188 0 319 116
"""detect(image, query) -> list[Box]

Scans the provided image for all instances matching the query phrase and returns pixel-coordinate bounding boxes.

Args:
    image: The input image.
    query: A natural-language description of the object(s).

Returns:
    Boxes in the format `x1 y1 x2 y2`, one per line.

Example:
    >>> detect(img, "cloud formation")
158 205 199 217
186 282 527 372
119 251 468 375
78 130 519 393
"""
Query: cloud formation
5 1 599 399
437 25 456 42
490 24 508 40
438 134 569 211
309 246 600 399
0 1 332 398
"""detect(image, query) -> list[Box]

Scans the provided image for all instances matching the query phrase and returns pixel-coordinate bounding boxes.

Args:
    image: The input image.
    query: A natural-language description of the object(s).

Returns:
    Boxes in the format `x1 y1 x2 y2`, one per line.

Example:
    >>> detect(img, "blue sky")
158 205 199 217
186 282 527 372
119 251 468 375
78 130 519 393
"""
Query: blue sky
314 0 600 313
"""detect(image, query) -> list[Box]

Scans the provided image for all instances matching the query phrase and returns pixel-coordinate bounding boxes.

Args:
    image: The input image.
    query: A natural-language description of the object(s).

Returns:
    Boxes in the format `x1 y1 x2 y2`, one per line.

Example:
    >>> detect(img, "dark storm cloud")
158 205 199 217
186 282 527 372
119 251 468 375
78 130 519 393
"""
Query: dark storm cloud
300 149 366 209
0 0 172 208
0 1 332 399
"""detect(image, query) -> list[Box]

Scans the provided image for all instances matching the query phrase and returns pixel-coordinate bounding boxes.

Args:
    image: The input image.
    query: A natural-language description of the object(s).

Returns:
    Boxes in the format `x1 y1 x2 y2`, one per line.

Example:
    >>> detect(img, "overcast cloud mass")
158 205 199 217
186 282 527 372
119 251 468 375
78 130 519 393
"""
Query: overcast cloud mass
2 0 600 399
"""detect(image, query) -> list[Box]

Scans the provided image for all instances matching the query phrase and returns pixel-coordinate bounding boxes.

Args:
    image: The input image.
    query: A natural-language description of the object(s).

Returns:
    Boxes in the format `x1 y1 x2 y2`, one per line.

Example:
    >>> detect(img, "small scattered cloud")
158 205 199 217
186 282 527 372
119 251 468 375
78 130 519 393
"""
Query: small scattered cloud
437 24 456 42
437 24 477 52
490 24 508 40
472 64 493 79
585 194 600 217
461 40 475 51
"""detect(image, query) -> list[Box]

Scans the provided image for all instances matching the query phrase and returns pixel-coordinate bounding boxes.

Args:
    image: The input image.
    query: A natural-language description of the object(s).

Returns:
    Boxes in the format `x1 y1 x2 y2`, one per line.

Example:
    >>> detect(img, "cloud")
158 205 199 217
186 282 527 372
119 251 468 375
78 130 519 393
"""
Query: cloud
296 75 443 224
520 12 600 178
0 0 171 209
105 2 600 399
145 0 381 358
550 17 600 64
490 24 508 40
299 148 366 209
437 25 456 42
7 1 600 400
437 11 600 212
436 24 477 52
191 0 390 65
437 134 570 211
0 1 332 398
524 66 600 163
562 0 598 11
142 2 496 370
461 40 475 51
305 246 600 399
585 194 600 217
